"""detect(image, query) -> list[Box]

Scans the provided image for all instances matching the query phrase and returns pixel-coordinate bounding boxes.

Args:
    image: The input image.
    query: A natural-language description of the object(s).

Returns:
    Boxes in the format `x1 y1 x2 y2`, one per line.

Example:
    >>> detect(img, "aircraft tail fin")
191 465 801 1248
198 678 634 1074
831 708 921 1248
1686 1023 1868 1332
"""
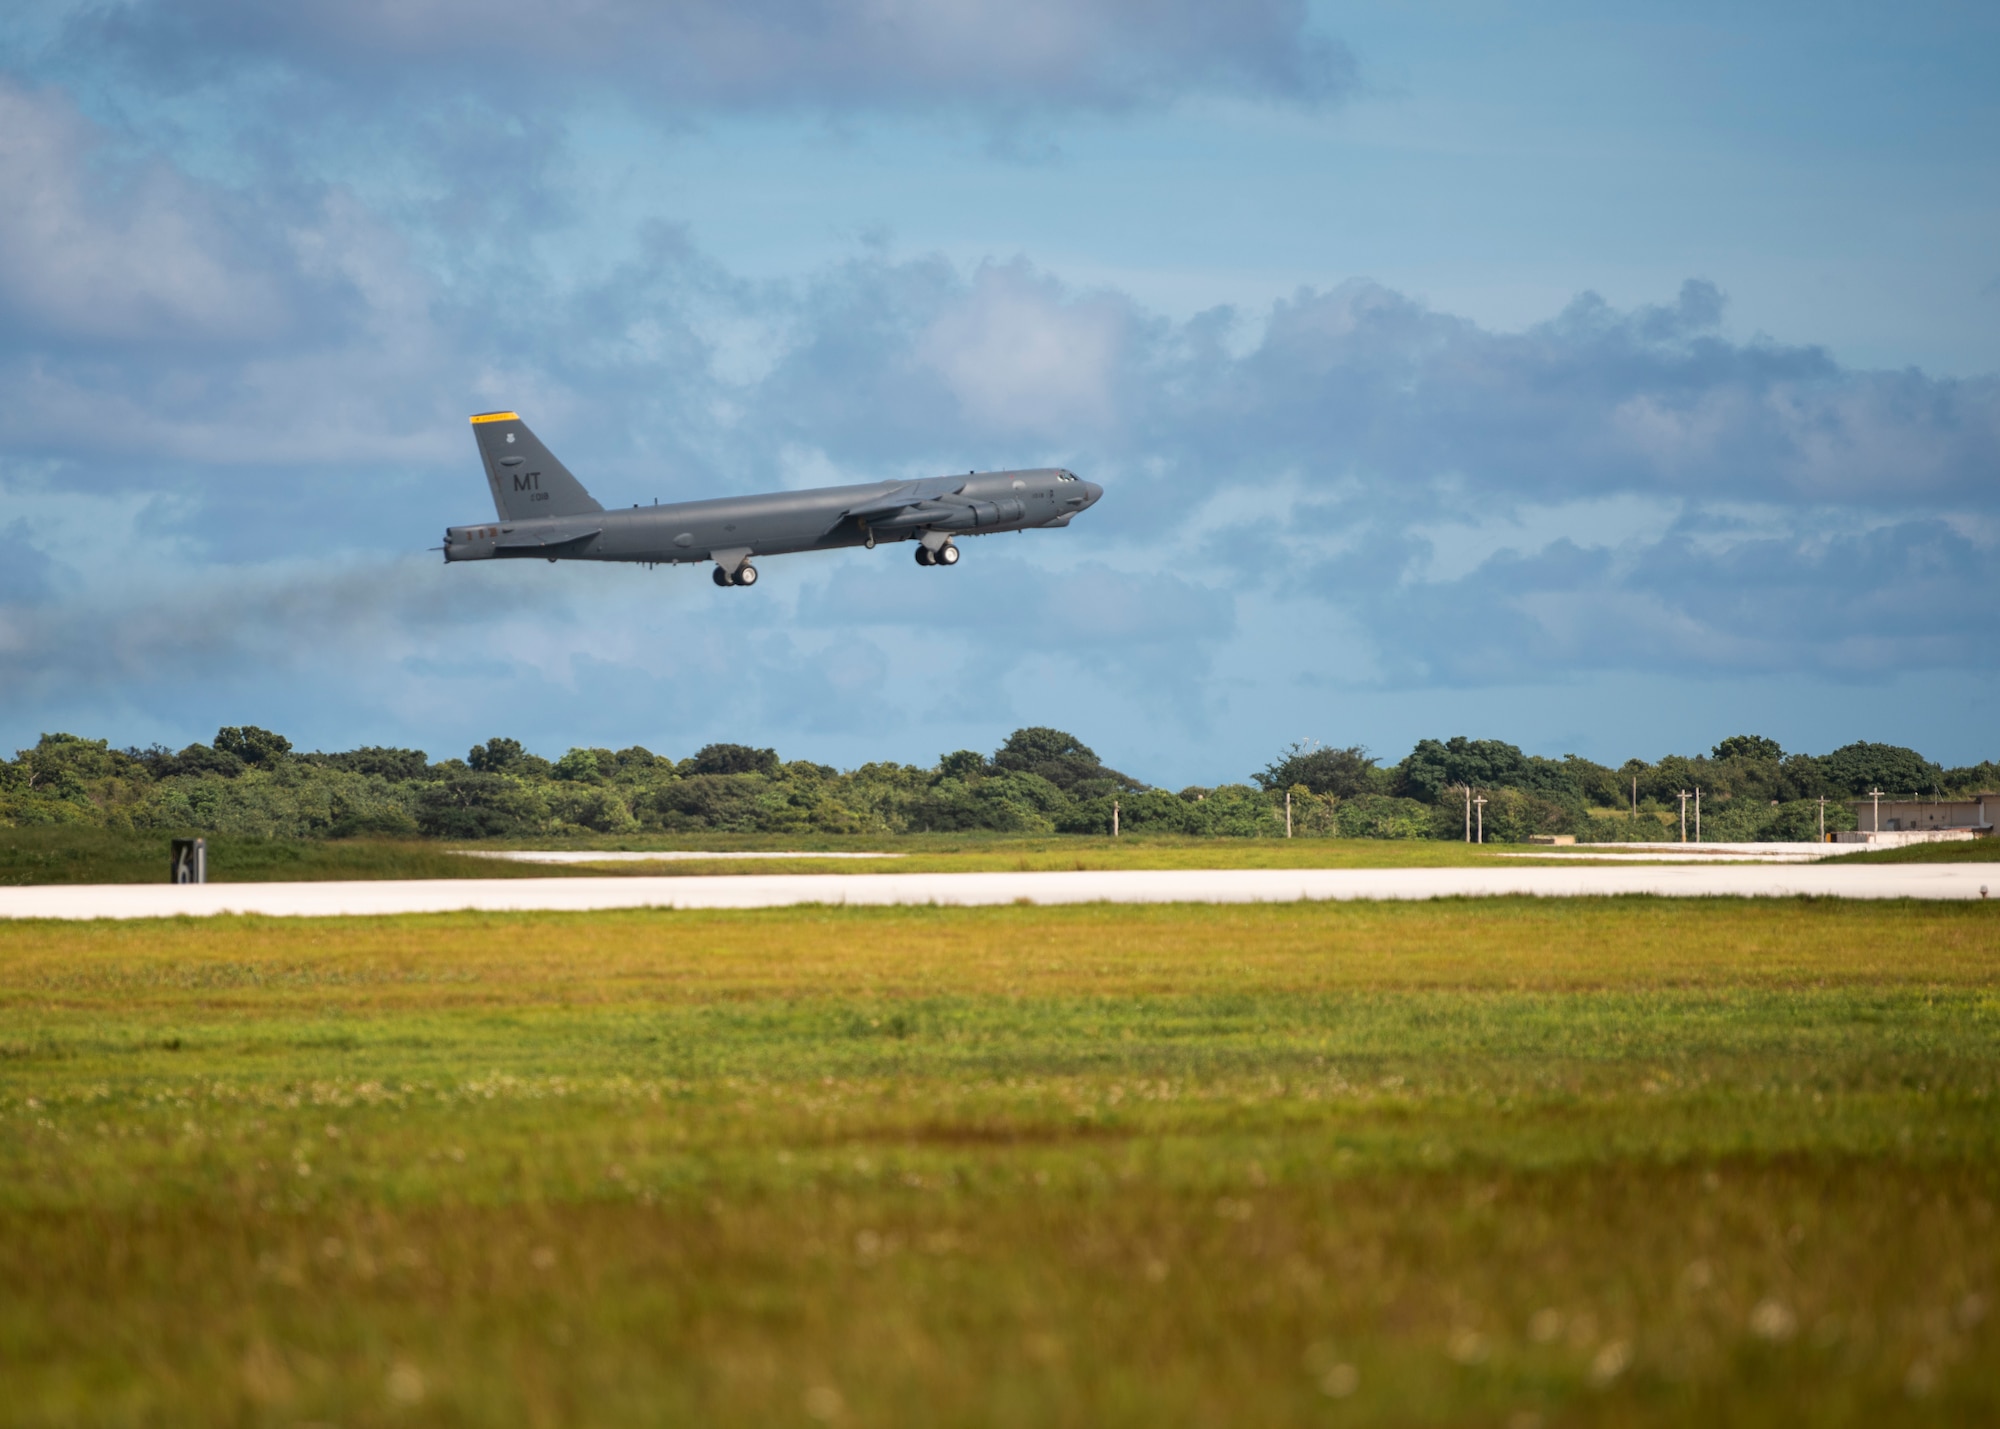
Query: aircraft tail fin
469 412 605 521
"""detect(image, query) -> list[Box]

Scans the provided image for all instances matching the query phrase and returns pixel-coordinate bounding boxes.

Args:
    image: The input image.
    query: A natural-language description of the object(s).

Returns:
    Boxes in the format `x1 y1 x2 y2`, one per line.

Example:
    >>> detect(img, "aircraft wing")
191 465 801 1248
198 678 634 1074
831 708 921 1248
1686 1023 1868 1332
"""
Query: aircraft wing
841 478 971 523
841 484 925 520
869 499 967 529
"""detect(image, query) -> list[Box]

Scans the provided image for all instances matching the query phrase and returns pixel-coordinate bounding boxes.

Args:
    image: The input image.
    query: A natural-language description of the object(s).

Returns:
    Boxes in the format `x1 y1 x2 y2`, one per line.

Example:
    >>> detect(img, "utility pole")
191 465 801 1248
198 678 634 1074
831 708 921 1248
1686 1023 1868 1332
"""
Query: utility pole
1474 792 1487 844
1285 789 1293 838
1112 800 1120 838
1867 788 1883 833
1677 789 1691 843
1695 787 1702 843
1631 775 1638 820
1818 794 1826 840
1462 785 1472 843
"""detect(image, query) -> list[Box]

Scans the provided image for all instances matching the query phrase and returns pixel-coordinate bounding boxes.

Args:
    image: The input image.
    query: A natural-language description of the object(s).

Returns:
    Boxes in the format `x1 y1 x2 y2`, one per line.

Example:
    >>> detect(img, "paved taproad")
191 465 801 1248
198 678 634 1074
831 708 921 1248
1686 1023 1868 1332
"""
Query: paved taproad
0 864 1991 920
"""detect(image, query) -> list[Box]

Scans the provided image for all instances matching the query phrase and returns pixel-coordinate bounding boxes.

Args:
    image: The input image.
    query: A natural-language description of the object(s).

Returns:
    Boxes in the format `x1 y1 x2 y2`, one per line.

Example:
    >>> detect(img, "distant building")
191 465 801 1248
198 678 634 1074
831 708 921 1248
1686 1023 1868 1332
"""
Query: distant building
1845 794 1995 836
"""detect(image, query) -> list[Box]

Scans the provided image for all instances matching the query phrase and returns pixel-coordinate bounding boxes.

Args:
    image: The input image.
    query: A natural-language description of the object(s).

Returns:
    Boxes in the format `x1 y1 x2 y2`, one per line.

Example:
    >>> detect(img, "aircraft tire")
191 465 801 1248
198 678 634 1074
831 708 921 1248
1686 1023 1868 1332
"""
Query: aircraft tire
937 543 960 566
712 566 731 587
914 546 934 566
735 564 758 587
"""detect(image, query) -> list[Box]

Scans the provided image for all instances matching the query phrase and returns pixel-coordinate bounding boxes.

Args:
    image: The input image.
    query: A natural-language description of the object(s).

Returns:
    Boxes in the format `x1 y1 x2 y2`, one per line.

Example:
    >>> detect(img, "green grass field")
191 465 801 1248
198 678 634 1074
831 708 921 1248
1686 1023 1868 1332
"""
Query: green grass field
1833 838 2000 864
0 827 1571 885
3 898 1996 1426
24 824 1987 887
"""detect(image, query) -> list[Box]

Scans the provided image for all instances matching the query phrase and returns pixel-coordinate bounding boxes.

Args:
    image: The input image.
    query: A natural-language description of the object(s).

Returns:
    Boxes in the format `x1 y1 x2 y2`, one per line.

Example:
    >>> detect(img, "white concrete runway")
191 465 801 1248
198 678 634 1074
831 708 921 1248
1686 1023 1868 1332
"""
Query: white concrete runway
0 863 1991 920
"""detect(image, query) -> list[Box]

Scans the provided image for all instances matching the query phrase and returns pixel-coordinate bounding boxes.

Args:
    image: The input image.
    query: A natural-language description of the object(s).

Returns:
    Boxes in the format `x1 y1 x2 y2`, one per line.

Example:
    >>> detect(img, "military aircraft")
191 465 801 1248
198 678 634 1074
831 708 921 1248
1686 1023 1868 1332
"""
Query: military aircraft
443 412 1102 586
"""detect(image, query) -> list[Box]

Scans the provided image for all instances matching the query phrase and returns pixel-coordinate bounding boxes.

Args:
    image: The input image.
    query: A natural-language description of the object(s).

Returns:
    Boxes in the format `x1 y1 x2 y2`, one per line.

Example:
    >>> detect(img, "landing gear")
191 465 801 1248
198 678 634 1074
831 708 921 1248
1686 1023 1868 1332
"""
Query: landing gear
712 566 730 587
916 540 958 568
713 563 758 587
914 546 934 566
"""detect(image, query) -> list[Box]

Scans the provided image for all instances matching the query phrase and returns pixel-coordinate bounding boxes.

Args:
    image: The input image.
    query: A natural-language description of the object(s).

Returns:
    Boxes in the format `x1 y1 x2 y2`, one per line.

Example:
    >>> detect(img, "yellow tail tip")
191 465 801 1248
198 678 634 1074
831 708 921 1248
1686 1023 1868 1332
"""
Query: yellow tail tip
469 411 520 424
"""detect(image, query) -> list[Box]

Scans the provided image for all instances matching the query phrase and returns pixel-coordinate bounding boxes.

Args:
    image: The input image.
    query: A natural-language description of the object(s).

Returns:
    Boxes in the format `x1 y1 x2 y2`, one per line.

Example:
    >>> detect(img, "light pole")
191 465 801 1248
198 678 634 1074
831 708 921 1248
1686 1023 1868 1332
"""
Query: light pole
1112 800 1120 838
1474 793 1487 844
1677 789 1691 843
1462 784 1472 843
1285 789 1293 838
1818 794 1826 840
1867 787 1884 833
1695 787 1702 843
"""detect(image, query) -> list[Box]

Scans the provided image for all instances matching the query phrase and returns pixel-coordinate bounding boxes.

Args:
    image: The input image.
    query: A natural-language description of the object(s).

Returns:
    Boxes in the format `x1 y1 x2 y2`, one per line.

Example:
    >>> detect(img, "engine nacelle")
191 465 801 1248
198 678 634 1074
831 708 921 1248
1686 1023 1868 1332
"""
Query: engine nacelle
936 497 1024 529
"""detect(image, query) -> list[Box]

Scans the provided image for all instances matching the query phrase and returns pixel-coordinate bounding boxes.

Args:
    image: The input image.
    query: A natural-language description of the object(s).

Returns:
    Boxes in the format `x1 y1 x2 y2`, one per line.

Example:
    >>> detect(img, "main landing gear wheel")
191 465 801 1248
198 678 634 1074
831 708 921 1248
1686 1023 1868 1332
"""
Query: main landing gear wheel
712 566 731 587
935 543 960 566
914 546 935 567
734 563 758 587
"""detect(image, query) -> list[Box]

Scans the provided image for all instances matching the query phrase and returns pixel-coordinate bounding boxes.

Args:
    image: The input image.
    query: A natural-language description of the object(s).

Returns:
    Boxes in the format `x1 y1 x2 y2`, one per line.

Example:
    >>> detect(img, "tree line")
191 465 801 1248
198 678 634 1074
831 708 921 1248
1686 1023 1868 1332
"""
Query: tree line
2 724 1992 843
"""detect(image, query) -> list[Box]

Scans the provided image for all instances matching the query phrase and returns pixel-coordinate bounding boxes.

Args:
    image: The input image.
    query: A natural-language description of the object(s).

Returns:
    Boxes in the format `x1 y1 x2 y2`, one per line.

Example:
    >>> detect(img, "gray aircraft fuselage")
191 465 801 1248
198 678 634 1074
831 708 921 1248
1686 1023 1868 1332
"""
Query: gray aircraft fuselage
443 411 1101 586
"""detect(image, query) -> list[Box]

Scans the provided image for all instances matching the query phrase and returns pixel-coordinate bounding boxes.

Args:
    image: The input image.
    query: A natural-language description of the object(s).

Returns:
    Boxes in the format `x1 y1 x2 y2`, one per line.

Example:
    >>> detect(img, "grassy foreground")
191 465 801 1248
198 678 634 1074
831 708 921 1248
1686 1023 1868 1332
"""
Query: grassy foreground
2 899 1997 1426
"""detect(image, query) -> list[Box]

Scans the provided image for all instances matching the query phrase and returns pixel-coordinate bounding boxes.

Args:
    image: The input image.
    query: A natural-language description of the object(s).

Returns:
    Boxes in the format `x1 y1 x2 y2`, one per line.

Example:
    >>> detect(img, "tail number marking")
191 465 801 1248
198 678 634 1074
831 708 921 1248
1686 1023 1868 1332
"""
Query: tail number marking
512 471 549 501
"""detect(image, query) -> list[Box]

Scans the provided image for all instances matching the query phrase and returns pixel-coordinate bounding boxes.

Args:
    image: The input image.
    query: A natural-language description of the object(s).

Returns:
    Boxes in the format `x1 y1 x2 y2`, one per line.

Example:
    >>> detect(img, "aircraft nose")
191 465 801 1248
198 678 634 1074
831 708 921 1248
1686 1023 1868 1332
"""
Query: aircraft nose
1082 481 1103 506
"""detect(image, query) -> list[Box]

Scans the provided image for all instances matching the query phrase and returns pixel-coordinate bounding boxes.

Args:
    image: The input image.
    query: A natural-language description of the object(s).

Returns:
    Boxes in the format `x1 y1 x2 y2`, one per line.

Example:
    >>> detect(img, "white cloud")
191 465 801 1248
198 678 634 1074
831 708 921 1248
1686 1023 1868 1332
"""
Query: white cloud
0 78 288 344
75 0 1352 113
916 262 1133 437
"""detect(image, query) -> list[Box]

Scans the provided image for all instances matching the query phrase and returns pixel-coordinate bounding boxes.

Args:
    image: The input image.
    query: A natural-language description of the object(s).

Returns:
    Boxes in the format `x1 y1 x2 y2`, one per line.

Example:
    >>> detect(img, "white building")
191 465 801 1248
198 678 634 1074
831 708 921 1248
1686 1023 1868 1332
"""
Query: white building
1839 793 1995 844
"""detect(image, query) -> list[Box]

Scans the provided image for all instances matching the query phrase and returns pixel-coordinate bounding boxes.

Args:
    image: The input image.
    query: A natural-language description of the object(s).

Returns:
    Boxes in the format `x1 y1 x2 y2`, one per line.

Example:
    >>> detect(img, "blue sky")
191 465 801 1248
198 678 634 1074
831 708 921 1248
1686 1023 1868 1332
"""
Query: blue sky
1 0 1995 786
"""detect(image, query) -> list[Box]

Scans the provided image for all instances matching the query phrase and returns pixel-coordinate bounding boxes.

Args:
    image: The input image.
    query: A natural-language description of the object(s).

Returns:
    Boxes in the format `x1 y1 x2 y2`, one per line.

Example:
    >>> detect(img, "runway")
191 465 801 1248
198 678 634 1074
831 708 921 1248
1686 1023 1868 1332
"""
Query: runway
0 862 1990 920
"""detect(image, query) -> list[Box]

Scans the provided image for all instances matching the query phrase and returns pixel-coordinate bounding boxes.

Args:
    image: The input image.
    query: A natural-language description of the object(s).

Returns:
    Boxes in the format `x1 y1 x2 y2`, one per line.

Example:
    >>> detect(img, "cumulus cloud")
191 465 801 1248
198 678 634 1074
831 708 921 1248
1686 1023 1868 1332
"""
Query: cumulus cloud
69 0 1354 114
1172 279 2000 512
915 263 1138 438
0 78 291 345
1320 517 1994 687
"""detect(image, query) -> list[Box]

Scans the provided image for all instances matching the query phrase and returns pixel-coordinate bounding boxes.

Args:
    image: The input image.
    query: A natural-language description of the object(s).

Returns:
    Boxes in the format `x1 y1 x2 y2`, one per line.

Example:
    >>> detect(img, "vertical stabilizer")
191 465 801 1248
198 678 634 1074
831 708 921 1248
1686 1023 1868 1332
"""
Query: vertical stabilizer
469 412 605 521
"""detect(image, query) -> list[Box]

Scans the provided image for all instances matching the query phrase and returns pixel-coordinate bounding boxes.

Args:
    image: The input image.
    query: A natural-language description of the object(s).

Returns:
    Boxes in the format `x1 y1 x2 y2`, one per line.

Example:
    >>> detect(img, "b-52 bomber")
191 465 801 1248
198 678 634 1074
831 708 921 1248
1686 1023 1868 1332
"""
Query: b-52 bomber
443 412 1102 586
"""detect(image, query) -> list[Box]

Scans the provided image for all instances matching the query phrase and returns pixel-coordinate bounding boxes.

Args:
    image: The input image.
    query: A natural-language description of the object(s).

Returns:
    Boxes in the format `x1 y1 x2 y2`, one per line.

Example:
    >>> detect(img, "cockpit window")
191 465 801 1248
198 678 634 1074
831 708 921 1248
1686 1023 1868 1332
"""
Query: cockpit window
1056 470 1079 483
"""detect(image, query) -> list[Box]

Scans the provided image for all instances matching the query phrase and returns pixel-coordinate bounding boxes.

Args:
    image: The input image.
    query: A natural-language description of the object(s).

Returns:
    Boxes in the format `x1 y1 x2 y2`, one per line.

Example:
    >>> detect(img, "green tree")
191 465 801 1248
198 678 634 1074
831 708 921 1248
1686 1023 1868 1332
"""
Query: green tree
415 773 546 838
1818 742 1943 797
317 746 431 782
1753 798 1858 841
1253 742 1378 797
1712 734 1784 762
1557 755 1623 808
937 749 986 781
1943 762 2000 793
15 734 138 792
467 738 528 774
155 744 248 779
1395 738 1531 804
553 748 607 783
991 728 1140 794
687 743 781 777
214 726 293 768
